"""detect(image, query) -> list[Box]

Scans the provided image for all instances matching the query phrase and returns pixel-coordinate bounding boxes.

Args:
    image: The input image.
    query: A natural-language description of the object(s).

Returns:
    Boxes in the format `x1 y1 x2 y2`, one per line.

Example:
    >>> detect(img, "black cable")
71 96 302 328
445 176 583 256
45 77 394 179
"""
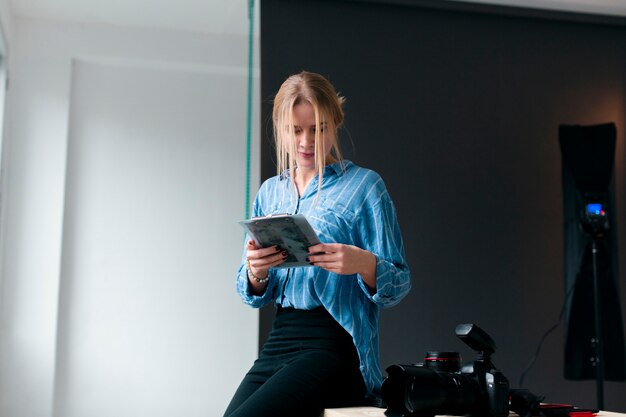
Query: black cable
518 271 578 388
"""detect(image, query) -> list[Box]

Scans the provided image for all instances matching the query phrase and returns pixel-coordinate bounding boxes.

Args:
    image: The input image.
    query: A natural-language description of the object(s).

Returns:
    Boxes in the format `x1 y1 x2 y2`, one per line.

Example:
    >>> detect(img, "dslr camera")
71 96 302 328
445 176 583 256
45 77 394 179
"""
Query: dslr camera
381 323 509 417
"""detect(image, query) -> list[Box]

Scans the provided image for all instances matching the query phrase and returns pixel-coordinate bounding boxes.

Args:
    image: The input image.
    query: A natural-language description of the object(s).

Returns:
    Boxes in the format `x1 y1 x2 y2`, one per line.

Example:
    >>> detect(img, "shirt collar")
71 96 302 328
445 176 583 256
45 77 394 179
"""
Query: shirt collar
282 159 350 180
326 159 350 176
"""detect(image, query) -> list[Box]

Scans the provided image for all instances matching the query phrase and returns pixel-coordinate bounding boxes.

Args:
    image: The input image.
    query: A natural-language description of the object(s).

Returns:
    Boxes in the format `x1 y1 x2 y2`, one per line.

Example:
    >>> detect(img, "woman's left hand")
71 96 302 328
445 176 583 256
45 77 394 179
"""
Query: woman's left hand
307 243 377 288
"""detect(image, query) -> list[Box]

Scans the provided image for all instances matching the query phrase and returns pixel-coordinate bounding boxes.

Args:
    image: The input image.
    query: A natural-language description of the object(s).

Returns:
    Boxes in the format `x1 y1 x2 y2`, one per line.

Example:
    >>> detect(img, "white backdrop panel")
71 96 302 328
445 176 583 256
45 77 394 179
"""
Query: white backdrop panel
55 60 256 417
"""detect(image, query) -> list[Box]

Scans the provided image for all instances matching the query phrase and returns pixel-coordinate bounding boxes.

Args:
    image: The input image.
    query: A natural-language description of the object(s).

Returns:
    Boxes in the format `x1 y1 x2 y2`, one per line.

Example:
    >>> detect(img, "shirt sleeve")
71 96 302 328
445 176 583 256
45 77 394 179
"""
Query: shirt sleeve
234 183 277 308
235 250 277 308
355 191 411 308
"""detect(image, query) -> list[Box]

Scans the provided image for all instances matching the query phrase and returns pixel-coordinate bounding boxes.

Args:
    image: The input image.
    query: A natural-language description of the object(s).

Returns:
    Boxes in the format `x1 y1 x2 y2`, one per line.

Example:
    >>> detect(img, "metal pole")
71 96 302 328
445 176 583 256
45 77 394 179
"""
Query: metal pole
591 239 605 410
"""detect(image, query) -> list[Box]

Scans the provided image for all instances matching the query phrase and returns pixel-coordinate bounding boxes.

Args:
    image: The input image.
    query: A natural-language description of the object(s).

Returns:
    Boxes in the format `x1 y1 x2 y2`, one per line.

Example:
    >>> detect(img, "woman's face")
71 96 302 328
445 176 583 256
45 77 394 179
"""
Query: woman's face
291 102 334 171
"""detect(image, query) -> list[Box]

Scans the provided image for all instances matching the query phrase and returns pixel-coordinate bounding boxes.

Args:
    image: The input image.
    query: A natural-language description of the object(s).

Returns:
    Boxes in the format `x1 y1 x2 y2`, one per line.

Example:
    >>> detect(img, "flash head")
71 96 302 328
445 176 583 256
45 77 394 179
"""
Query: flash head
580 193 609 237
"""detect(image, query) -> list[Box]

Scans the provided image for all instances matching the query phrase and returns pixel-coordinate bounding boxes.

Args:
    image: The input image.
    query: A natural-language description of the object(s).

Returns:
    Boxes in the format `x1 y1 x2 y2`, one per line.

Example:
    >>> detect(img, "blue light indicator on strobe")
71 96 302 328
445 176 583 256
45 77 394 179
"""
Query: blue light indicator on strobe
586 203 604 215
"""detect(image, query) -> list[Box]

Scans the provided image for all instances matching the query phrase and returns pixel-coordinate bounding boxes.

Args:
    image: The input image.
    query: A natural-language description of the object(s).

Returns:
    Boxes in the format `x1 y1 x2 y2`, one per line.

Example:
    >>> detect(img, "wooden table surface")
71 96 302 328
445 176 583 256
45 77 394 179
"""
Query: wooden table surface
323 407 626 417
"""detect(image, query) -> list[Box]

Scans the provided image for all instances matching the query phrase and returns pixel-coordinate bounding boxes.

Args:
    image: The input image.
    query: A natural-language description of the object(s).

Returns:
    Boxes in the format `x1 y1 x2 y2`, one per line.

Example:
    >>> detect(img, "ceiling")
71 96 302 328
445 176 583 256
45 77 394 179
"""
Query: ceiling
451 0 626 17
8 0 626 36
9 0 251 36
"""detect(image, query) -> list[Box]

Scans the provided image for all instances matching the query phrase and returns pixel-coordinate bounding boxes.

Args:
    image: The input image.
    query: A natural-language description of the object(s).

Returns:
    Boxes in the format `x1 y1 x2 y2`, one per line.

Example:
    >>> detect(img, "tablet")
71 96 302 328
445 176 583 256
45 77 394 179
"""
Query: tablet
239 214 321 268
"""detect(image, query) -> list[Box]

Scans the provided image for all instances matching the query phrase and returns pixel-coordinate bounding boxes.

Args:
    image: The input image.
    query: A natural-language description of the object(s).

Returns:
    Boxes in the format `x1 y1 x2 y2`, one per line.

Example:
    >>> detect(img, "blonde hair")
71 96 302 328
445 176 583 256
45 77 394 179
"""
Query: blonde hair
272 71 345 196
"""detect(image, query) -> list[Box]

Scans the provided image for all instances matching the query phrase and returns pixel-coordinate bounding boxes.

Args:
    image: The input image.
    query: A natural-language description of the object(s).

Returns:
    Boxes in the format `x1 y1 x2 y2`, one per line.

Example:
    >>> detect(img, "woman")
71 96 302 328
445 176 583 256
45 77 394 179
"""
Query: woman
224 71 411 417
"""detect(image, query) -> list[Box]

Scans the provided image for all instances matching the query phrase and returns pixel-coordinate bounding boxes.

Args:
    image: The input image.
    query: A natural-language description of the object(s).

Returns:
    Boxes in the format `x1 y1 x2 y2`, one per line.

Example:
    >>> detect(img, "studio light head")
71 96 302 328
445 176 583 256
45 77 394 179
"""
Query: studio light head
580 192 609 238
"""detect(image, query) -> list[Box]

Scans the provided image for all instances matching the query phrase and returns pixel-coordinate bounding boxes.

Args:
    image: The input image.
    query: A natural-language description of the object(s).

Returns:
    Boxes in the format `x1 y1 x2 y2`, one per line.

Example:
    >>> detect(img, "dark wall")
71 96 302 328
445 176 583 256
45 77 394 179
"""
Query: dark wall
259 0 626 411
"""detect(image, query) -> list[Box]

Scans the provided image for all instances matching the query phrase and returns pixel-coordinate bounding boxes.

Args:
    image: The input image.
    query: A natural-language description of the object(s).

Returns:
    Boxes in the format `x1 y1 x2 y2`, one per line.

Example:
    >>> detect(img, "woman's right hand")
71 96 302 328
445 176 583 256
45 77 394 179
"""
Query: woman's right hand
245 240 287 286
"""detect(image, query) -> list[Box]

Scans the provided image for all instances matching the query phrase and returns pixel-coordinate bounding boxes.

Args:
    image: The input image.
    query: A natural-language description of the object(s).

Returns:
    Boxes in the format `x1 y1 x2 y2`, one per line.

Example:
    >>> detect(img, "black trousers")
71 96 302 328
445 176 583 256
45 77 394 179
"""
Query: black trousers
223 306 368 417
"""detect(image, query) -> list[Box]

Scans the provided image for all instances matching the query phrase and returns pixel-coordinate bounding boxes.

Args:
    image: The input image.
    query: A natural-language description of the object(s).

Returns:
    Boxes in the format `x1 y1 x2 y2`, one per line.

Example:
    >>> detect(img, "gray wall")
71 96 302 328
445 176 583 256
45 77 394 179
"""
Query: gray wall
260 0 626 411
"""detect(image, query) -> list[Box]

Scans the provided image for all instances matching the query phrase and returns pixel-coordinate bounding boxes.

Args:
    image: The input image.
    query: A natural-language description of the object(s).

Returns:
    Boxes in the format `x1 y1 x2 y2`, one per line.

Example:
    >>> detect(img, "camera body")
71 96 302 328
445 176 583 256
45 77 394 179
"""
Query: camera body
381 324 509 417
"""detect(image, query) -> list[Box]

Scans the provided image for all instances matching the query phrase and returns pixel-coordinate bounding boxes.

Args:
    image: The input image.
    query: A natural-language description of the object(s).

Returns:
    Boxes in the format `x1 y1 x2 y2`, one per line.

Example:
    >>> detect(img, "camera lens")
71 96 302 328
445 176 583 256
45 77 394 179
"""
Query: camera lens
405 366 480 415
424 351 462 373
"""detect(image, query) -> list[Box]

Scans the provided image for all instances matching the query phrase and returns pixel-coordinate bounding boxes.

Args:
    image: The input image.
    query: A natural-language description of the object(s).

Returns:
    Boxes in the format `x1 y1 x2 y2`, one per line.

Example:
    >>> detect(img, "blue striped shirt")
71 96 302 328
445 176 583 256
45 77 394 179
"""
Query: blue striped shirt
236 160 411 398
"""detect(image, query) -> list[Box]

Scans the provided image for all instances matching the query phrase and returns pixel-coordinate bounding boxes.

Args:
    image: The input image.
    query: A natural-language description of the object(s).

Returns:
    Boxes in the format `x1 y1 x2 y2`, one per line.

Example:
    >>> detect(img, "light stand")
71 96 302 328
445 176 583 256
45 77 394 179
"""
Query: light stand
590 238 604 410
580 197 609 411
